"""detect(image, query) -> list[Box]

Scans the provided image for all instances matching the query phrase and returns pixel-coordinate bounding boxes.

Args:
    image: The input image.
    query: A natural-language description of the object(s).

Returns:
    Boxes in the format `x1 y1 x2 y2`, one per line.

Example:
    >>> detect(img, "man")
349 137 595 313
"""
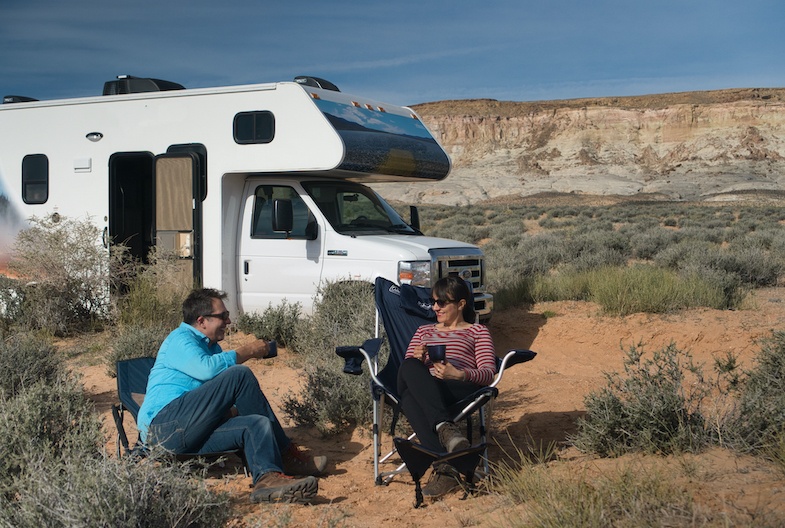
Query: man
137 288 327 503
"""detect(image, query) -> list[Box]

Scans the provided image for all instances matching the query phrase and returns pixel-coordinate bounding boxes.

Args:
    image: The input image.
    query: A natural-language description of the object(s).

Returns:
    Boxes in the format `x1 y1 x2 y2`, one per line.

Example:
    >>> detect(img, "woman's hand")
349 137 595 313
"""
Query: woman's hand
432 361 466 381
413 343 428 362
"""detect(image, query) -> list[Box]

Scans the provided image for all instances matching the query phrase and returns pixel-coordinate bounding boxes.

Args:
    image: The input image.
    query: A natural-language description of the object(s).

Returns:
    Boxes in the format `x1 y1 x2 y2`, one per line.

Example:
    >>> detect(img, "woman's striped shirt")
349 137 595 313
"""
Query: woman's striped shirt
405 323 497 386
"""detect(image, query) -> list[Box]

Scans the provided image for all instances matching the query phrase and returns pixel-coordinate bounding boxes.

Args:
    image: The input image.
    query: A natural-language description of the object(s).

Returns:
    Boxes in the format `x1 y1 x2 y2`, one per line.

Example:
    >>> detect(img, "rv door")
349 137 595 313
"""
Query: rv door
237 181 324 314
154 153 203 288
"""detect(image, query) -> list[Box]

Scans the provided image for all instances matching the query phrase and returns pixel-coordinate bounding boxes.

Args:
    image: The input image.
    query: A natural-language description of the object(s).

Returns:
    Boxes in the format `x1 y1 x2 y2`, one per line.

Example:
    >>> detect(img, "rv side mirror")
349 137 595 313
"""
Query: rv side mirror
409 205 420 231
305 217 318 240
272 199 294 233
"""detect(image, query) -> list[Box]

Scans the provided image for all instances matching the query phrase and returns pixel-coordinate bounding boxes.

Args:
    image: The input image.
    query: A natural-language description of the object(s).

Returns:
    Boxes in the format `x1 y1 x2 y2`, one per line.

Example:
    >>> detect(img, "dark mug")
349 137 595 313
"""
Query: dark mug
266 340 277 359
427 344 446 363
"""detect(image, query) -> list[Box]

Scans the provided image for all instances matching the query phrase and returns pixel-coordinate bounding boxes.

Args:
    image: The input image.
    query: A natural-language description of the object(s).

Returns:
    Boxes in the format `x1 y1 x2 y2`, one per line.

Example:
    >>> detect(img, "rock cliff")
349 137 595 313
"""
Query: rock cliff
372 88 785 205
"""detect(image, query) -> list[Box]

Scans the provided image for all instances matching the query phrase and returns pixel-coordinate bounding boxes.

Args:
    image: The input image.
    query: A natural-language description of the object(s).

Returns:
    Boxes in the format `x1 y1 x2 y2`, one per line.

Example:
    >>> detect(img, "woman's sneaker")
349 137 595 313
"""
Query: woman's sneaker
250 472 318 503
437 422 470 453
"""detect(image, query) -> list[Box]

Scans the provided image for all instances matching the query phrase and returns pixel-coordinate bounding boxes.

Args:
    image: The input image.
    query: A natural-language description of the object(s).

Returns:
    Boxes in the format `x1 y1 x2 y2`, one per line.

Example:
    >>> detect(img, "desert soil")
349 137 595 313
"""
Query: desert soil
78 288 785 527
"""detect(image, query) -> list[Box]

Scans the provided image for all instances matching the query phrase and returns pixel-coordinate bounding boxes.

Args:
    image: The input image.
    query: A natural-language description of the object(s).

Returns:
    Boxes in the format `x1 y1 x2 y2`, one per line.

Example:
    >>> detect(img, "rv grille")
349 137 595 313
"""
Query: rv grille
432 250 485 293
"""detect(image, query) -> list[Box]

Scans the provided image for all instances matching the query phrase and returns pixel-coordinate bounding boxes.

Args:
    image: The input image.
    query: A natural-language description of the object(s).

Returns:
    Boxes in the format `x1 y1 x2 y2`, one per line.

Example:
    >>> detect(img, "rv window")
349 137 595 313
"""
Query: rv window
234 111 275 144
251 185 315 239
22 154 49 204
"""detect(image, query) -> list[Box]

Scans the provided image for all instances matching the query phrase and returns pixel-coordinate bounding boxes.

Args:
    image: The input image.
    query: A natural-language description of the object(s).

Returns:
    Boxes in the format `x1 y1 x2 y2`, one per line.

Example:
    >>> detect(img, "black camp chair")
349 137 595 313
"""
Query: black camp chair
111 357 248 476
336 277 536 503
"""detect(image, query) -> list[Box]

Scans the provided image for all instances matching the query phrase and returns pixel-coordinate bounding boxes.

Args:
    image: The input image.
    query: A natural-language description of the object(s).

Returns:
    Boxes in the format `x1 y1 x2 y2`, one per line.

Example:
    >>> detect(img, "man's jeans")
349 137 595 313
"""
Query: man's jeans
148 365 290 484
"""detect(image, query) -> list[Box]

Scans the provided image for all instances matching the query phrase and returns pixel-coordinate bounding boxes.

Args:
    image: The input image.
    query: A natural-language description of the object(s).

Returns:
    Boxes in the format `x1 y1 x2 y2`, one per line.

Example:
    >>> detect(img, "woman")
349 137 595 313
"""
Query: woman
397 276 497 498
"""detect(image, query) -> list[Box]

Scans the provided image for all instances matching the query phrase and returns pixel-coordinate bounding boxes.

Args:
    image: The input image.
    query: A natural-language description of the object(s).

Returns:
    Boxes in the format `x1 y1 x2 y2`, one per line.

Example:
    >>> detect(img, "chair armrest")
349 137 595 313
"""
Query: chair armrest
503 349 537 369
489 349 537 389
335 338 383 375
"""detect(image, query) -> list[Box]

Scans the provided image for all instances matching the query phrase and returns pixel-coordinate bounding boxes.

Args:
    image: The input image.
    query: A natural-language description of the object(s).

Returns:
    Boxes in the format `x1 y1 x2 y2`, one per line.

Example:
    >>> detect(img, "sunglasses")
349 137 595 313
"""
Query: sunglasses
202 311 230 322
431 298 456 308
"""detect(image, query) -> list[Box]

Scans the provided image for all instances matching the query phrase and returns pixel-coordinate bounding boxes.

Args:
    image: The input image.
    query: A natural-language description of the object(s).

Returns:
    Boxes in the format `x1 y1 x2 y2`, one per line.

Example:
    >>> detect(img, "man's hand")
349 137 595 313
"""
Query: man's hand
235 339 270 363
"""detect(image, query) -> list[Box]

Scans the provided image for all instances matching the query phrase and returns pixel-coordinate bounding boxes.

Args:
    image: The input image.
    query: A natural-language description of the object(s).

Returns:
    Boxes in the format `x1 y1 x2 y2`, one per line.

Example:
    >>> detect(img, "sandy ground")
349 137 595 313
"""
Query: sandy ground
79 288 785 527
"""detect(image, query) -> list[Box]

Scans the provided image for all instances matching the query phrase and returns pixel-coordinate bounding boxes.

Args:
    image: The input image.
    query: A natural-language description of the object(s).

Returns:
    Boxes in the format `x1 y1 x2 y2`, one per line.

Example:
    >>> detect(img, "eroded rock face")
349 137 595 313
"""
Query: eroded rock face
372 88 785 205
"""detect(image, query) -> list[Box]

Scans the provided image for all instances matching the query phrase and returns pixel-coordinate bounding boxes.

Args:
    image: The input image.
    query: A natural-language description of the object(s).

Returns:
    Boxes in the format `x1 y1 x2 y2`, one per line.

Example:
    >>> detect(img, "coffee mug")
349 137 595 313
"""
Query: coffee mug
427 344 446 363
266 340 278 359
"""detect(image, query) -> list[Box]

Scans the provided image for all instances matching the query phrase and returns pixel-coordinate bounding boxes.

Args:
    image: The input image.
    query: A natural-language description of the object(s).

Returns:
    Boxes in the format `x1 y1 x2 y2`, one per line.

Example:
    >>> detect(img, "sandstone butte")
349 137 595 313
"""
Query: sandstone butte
371 87 785 206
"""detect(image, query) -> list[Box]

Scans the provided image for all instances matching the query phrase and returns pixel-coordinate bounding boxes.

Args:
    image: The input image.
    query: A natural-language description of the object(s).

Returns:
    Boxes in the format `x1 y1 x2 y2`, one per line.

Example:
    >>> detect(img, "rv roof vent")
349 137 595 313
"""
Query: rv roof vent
103 75 185 96
294 76 340 92
3 95 39 104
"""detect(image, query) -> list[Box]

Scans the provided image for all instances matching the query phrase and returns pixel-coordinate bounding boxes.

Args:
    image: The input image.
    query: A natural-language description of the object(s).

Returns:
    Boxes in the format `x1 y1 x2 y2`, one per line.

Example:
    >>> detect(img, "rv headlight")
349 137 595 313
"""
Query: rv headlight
398 260 431 287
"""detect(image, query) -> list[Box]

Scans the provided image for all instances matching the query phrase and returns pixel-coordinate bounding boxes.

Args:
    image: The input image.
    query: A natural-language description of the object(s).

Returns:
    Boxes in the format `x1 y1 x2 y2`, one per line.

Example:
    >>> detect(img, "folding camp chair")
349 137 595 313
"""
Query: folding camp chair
336 277 536 491
111 356 249 476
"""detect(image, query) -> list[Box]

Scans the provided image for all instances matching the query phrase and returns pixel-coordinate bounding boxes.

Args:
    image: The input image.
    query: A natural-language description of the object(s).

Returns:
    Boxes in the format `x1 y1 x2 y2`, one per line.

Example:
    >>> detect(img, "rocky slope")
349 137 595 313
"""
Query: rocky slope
372 88 785 205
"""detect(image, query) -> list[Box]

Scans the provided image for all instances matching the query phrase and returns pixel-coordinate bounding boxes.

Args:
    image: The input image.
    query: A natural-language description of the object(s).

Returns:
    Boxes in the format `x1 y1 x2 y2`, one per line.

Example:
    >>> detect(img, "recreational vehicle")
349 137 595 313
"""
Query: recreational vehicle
0 75 492 319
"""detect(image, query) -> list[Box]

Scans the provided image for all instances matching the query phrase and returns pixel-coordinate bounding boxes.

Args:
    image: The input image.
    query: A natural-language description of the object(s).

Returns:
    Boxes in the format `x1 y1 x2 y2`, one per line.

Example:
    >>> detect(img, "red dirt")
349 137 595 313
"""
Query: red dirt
80 288 785 526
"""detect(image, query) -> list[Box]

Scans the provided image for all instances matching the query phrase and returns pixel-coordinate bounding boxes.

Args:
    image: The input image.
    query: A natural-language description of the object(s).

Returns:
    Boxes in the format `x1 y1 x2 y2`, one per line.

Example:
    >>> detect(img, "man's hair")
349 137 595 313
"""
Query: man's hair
182 288 228 324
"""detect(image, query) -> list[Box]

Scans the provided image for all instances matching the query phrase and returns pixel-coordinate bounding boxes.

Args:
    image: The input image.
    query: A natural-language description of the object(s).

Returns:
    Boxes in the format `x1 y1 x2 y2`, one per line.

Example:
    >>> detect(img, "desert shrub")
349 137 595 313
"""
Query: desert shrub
0 276 23 337
566 245 627 272
571 343 710 456
283 280 379 433
591 265 741 315
484 232 566 292
487 226 524 249
491 458 705 528
528 270 593 303
527 265 738 313
0 334 62 399
115 247 191 330
629 227 681 260
9 215 113 336
723 331 785 453
106 324 169 378
725 244 784 287
564 229 631 262
493 278 535 310
236 299 302 349
0 376 103 496
0 451 230 528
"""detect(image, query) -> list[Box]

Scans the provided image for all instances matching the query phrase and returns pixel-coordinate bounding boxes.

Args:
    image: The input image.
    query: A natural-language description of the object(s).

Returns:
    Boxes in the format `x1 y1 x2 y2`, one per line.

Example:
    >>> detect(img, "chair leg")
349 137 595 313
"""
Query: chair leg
373 397 382 484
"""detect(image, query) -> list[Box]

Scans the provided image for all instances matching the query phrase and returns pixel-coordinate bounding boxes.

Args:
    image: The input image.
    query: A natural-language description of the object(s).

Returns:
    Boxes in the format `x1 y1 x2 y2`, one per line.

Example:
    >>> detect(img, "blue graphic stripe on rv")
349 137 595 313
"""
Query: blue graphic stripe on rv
313 99 450 181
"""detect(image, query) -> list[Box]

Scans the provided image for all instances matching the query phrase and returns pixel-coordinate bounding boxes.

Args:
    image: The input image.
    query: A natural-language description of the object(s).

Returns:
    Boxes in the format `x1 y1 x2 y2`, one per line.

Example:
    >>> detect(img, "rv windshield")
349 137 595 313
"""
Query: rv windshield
301 181 419 235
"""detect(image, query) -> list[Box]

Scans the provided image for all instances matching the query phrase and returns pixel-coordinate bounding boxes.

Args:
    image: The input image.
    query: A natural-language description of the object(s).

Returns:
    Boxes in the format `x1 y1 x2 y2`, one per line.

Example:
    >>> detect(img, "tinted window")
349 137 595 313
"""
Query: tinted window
234 111 275 144
251 185 315 239
22 154 48 204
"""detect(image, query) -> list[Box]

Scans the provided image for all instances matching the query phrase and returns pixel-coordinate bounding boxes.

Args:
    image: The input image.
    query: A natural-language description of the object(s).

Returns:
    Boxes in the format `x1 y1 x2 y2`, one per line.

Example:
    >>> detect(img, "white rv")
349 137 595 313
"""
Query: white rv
0 75 492 319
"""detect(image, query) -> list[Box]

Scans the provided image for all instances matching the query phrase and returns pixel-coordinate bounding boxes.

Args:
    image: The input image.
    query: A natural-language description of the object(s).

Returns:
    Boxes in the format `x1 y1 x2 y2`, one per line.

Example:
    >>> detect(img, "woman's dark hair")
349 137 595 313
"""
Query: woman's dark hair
182 288 228 324
432 275 476 323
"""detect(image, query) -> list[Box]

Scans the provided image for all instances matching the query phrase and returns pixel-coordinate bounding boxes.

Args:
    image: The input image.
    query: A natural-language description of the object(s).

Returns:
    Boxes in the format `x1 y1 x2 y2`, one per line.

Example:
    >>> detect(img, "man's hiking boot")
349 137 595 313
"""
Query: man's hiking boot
437 422 470 453
422 464 462 501
282 442 328 476
250 472 318 504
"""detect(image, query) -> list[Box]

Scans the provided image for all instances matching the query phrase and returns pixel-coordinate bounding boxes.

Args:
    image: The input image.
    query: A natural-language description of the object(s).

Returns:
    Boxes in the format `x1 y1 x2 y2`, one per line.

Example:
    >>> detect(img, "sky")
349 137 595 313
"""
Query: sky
1 0 784 107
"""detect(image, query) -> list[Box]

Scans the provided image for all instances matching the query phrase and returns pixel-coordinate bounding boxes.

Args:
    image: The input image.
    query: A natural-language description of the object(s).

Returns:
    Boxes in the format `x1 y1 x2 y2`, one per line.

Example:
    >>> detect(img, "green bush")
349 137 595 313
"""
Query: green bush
236 299 302 349
114 248 191 330
0 452 230 528
0 276 23 337
106 324 169 378
283 280 380 433
571 343 710 456
723 331 785 453
9 215 113 336
491 458 704 528
0 376 104 496
0 334 62 399
591 265 742 315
